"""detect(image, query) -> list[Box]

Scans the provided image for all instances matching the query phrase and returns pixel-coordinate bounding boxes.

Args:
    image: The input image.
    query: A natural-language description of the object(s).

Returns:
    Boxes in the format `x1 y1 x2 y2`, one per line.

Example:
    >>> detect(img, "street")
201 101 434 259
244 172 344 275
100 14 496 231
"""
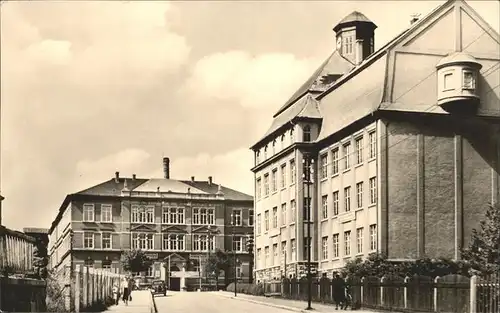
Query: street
154 292 294 313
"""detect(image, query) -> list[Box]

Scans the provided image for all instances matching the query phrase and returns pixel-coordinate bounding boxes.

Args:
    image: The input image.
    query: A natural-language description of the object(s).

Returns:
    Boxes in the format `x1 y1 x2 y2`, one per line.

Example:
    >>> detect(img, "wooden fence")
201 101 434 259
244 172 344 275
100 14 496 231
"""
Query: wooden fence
0 225 36 274
269 273 497 313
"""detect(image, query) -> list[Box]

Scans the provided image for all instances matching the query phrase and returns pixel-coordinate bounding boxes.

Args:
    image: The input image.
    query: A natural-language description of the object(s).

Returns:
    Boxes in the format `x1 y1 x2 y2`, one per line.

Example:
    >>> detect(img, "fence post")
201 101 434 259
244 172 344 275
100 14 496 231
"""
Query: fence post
380 276 386 307
434 276 440 312
360 277 364 304
85 266 90 308
404 276 409 309
470 275 477 313
75 265 81 312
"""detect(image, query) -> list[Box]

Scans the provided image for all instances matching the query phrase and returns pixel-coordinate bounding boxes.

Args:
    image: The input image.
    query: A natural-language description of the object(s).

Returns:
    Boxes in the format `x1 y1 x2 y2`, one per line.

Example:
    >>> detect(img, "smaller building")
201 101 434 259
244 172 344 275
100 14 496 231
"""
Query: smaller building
48 158 254 290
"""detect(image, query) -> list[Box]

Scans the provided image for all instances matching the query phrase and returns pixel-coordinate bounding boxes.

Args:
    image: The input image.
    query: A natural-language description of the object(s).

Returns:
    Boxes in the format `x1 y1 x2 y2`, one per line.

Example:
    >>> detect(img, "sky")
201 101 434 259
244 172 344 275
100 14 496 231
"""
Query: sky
1 0 499 231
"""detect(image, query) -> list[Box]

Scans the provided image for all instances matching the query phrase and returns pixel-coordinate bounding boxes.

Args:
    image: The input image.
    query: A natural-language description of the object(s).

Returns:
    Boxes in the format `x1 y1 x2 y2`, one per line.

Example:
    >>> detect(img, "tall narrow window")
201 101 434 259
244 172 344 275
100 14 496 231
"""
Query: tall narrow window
332 148 339 175
320 154 328 179
272 169 278 192
356 182 363 208
280 164 287 188
369 177 377 205
303 125 311 142
232 209 242 226
256 151 260 164
281 134 286 150
370 224 377 251
290 160 296 184
344 187 351 212
83 204 95 222
264 210 269 231
264 145 268 159
265 246 270 267
257 213 261 234
343 142 351 169
102 233 112 249
249 210 254 226
444 73 453 90
272 207 278 228
332 234 339 258
369 131 377 159
463 71 476 90
355 137 363 164
290 200 296 223
344 231 351 256
290 128 295 143
84 232 94 249
291 239 296 261
356 227 364 254
332 191 339 216
321 195 328 219
272 140 276 155
273 244 278 265
101 204 112 223
264 174 270 196
256 178 262 199
281 203 287 226
322 237 328 260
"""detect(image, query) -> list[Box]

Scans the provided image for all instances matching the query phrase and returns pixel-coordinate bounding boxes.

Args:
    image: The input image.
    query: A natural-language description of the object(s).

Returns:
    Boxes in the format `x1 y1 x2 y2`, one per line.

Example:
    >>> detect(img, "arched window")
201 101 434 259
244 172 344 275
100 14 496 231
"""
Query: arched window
303 125 311 142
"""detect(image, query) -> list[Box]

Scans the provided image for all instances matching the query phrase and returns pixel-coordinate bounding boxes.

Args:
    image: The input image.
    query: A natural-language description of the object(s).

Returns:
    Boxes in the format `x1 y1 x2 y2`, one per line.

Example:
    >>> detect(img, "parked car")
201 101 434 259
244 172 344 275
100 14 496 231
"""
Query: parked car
151 280 167 296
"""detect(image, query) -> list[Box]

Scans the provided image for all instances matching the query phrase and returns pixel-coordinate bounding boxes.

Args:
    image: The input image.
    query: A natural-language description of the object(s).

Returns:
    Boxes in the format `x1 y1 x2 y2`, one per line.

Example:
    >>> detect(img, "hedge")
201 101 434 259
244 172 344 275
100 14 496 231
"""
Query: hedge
226 282 265 296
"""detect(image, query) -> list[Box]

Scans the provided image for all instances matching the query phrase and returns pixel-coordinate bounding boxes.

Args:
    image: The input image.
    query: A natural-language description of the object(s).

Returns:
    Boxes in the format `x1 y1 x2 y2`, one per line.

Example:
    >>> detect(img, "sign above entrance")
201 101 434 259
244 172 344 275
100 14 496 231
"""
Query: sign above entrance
145 253 158 260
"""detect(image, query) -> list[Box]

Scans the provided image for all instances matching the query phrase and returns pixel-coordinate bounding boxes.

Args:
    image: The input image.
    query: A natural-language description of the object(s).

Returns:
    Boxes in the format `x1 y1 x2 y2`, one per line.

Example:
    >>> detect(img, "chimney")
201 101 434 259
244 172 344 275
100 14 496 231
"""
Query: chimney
132 174 136 180
115 171 120 183
410 14 420 25
355 39 364 65
162 157 170 179
208 176 213 185
191 176 195 182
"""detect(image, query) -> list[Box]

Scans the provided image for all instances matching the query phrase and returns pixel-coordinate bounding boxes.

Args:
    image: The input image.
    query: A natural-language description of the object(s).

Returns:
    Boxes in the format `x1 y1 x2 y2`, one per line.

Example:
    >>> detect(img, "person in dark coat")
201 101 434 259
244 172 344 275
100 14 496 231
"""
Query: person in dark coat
332 272 346 310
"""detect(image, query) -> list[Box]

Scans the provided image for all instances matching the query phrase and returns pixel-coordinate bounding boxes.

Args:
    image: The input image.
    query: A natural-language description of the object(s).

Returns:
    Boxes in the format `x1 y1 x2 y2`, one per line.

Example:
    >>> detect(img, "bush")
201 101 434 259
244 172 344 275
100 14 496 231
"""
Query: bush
226 282 264 296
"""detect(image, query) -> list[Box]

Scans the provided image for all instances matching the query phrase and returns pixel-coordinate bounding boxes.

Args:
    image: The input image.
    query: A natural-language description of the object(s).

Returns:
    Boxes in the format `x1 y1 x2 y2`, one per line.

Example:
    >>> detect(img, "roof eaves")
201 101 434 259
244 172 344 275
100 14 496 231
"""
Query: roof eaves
49 194 73 234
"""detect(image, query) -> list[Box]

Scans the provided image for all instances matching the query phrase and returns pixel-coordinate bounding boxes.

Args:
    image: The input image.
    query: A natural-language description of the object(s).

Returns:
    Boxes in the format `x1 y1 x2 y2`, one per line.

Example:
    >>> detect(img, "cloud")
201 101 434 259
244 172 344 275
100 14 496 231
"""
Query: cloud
182 50 319 109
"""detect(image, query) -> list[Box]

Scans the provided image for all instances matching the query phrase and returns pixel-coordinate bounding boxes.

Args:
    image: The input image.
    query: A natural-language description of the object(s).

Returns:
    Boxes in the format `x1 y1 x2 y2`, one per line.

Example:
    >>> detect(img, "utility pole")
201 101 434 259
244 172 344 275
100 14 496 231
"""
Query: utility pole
302 156 314 310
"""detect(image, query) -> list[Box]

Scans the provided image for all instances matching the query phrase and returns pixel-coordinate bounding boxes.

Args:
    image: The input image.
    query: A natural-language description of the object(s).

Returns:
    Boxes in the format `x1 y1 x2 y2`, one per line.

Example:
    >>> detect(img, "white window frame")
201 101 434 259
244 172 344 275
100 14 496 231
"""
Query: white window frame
271 169 278 192
162 233 185 251
272 207 278 228
356 182 363 208
162 207 185 224
332 234 339 258
332 148 339 175
356 227 363 254
100 204 112 223
101 232 112 249
344 186 351 212
344 231 351 256
192 234 214 252
369 131 377 159
290 200 296 223
83 232 94 249
132 232 154 250
264 246 270 267
343 142 351 169
264 174 270 196
208 208 215 225
232 209 242 226
290 160 296 184
280 164 287 188
232 236 243 252
355 136 363 164
370 224 377 251
131 205 155 224
256 213 261 234
462 70 476 90
321 195 328 219
320 154 328 179
322 236 328 260
248 210 254 226
333 191 339 216
291 239 296 261
256 178 262 199
273 243 278 265
83 204 95 222
264 210 269 231
281 203 287 226
369 177 377 205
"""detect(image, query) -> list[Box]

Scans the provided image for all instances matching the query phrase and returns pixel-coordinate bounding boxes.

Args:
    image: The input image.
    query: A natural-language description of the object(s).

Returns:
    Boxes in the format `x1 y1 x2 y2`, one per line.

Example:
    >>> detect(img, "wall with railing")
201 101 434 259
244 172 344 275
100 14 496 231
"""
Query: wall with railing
267 273 499 313
0 226 36 274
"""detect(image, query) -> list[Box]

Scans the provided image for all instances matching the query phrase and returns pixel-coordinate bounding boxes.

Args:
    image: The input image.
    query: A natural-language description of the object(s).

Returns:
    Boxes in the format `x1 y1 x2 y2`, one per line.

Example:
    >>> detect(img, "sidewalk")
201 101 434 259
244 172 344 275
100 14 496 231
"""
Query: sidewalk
214 291 378 313
102 290 154 313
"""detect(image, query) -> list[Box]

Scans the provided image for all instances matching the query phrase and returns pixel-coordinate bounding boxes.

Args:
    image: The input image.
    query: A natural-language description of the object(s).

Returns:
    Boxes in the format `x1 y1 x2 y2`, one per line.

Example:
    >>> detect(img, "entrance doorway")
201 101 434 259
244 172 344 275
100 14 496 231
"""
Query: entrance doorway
169 277 181 291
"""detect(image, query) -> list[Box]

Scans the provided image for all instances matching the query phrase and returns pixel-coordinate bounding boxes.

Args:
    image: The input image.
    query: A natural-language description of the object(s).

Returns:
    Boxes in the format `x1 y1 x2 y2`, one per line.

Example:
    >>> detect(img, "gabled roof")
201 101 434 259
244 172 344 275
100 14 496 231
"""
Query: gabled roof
180 180 253 202
76 178 148 197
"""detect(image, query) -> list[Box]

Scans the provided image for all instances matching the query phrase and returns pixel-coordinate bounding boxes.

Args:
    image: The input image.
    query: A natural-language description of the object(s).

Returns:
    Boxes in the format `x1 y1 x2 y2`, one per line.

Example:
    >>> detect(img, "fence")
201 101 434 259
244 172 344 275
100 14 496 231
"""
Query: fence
271 273 498 313
0 276 46 312
0 225 36 274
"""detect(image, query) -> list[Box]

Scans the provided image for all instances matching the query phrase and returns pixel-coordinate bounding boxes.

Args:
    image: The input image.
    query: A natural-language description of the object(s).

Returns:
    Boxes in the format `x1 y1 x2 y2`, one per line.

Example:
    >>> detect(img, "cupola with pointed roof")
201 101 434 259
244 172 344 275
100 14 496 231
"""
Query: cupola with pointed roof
333 11 377 65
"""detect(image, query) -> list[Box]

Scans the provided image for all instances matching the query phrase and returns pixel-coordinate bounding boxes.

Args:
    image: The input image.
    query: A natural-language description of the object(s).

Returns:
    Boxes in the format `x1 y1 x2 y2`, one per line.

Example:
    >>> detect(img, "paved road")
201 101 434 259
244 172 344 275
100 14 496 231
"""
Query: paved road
154 291 294 313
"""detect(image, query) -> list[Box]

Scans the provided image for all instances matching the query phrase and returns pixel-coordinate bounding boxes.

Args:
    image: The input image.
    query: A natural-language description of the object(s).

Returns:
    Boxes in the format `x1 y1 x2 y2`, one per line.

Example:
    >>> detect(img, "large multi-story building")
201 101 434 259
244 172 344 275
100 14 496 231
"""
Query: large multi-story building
49 157 254 290
251 0 499 281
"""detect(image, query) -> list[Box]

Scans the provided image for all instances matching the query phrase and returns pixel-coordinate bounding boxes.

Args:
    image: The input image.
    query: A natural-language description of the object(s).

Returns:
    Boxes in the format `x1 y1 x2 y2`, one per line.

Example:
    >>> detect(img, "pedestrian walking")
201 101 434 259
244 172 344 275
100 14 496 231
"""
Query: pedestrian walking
127 277 135 302
121 277 130 306
112 283 120 305
332 272 346 310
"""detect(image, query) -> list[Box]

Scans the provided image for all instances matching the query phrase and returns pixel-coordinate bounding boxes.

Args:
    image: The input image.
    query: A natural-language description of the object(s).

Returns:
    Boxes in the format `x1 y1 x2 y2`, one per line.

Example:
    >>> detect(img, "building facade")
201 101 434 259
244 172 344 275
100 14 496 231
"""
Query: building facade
251 0 500 281
49 158 254 290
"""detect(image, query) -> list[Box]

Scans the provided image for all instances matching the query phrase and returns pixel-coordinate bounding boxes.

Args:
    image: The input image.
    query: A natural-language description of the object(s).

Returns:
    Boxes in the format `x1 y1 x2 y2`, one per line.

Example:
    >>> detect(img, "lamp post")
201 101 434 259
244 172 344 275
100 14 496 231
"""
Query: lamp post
302 156 314 311
246 234 254 284
206 225 217 289
230 213 237 297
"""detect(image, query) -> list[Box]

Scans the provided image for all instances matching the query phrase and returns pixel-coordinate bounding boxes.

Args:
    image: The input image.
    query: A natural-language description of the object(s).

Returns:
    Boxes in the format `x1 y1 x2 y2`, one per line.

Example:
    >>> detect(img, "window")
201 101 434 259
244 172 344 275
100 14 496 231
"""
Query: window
163 234 185 251
257 213 261 234
281 241 287 260
83 204 95 222
444 73 453 90
303 125 311 142
83 232 94 249
332 191 339 216
193 235 214 251
321 195 328 219
162 207 185 224
273 244 278 265
231 209 242 226
304 237 311 260
369 131 377 159
131 205 154 223
303 197 311 221
356 182 363 208
271 169 278 192
146 266 154 277
256 151 260 164
290 160 296 184
291 239 296 261
101 205 112 223
193 208 215 225
256 178 262 199
290 200 296 222
249 210 254 226
370 224 377 251
344 231 351 256
132 233 154 250
272 140 276 155
322 236 328 260
281 203 287 226
290 127 295 143
332 148 339 175
257 248 261 268
344 187 351 212
463 71 475 90
280 164 287 188
102 233 112 249
264 146 268 159
320 154 328 179
264 174 270 196
343 142 351 169
369 177 377 204
232 236 243 252
343 34 354 55
264 210 269 231
357 228 364 254
272 207 278 228
264 246 270 267
281 134 285 150
332 234 339 258
355 137 363 164
236 266 242 278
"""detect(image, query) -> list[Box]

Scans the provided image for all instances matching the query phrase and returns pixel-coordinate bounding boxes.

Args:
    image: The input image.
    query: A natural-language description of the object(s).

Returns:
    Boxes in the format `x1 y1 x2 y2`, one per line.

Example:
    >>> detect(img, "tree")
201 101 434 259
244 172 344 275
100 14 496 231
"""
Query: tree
120 249 154 275
204 249 231 289
462 204 500 275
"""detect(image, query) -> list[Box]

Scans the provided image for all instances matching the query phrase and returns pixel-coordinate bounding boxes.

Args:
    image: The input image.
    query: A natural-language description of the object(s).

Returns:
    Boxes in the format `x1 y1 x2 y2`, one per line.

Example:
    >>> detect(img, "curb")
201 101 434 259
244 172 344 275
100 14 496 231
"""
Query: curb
215 292 315 313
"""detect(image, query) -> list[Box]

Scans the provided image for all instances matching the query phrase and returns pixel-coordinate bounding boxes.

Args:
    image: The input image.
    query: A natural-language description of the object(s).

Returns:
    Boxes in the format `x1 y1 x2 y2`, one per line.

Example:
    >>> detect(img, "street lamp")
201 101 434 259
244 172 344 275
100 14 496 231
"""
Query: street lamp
245 234 254 284
230 213 238 297
302 156 314 311
206 225 217 289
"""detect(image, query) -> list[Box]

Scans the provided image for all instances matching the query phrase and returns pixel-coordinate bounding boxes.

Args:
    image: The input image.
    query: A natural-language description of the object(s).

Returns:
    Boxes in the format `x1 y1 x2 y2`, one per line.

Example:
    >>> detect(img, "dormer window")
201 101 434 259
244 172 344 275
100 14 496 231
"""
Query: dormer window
443 72 454 91
462 71 476 90
343 35 354 55
303 125 311 142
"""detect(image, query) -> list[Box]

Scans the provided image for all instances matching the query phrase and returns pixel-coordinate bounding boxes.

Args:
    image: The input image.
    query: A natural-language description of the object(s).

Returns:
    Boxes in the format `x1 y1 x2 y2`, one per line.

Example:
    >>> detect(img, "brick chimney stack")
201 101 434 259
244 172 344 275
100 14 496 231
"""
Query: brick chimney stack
115 172 120 183
163 157 170 179
208 176 213 185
